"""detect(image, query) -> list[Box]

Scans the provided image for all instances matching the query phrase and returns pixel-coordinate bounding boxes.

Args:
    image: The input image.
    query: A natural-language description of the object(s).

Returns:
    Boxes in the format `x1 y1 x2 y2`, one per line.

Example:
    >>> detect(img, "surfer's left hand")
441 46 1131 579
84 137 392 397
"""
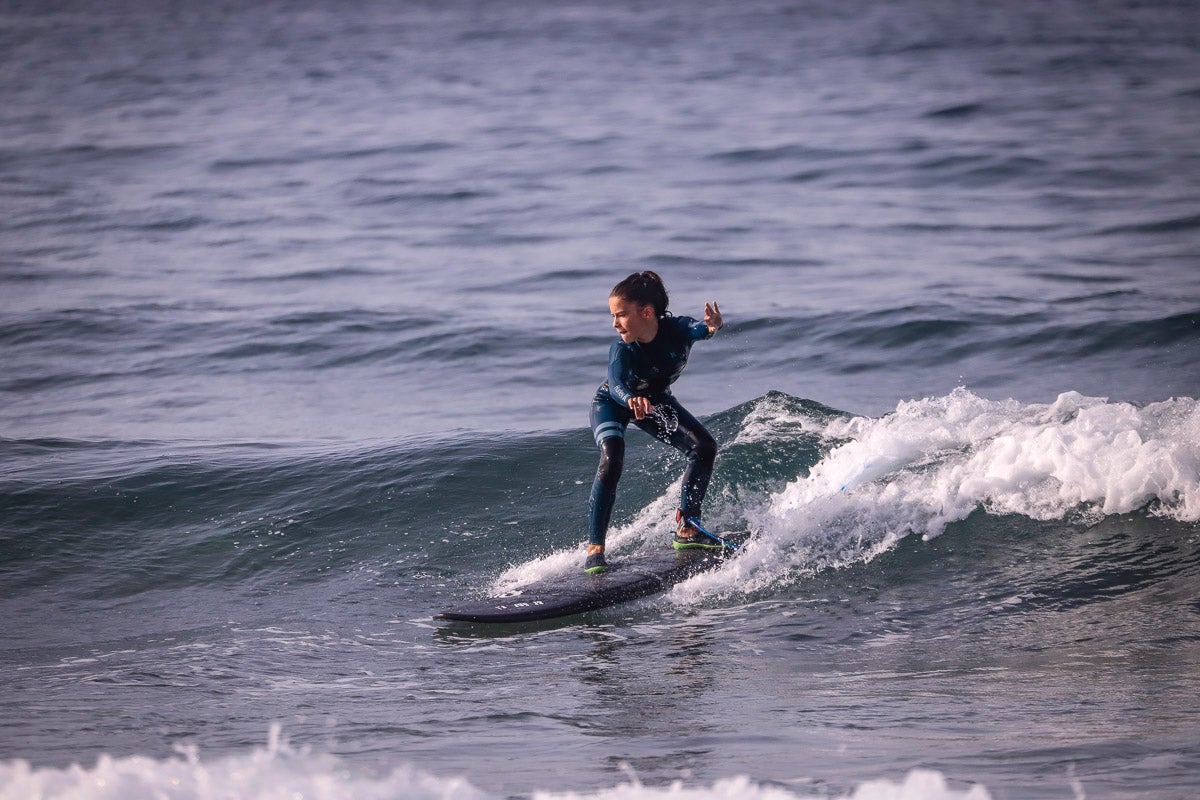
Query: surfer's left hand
704 301 723 334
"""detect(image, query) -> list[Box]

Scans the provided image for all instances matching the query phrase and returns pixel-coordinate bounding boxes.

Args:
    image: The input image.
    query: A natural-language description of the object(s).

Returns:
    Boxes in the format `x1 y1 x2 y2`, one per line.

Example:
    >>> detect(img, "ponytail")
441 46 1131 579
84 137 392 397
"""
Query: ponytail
610 271 669 317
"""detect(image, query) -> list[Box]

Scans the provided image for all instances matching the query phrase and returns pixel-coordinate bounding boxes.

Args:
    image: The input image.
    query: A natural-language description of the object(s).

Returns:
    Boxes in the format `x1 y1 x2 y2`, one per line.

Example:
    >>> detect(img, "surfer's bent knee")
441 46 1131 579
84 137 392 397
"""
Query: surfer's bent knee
596 436 624 487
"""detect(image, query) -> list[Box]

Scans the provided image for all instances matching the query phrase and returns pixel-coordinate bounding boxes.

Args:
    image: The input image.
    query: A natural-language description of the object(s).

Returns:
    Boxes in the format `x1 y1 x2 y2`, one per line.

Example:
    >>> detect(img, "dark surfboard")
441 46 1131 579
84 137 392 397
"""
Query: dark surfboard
437 533 748 623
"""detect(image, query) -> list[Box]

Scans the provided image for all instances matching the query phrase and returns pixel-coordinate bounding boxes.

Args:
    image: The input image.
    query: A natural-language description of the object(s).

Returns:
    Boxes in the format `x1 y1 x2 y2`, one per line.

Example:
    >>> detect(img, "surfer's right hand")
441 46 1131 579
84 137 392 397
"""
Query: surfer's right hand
628 396 653 420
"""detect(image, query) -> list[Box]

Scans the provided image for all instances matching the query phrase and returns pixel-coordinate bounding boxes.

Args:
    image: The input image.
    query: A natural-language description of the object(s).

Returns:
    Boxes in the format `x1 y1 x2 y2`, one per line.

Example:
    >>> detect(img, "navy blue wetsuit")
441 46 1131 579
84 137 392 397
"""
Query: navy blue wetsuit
588 315 717 546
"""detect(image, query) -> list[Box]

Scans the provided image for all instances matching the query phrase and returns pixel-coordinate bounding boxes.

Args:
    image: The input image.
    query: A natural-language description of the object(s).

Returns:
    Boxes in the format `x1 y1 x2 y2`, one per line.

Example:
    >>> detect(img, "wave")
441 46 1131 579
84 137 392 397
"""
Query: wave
0 143 180 171
0 305 493 384
0 725 993 800
349 189 493 207
923 102 987 120
742 308 1200 370
1098 212 1200 236
208 142 456 172
681 389 1199 600
0 429 574 599
776 388 1198 525
3 390 1196 608
223 265 384 282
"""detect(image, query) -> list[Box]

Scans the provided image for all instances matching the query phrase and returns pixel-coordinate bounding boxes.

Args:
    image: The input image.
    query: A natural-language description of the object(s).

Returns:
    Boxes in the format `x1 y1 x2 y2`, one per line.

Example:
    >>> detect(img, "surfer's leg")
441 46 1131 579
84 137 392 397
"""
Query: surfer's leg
588 397 630 550
629 396 717 528
663 399 717 520
588 436 624 547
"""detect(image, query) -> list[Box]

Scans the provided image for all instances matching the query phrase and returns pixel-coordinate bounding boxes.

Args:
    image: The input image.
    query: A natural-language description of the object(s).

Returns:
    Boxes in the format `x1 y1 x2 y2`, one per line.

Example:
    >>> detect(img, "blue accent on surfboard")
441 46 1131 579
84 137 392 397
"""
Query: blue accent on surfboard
683 517 741 551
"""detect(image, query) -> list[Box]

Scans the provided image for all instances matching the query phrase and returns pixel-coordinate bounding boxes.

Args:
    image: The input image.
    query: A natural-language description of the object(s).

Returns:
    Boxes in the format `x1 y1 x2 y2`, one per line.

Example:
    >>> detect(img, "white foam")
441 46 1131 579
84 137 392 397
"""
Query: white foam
675 389 1199 599
491 478 682 593
783 389 1199 527
535 770 990 799
0 726 486 800
0 730 992 800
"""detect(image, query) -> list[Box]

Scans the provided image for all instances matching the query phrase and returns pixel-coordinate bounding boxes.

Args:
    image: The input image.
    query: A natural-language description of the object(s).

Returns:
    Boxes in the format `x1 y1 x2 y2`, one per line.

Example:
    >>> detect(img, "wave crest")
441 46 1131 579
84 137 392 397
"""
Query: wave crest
678 389 1199 599
781 388 1199 529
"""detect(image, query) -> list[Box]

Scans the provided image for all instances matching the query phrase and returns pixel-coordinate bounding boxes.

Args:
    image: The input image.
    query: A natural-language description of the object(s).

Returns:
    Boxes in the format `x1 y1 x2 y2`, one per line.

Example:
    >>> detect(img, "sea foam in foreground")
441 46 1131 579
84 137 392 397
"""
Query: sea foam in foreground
0 725 996 800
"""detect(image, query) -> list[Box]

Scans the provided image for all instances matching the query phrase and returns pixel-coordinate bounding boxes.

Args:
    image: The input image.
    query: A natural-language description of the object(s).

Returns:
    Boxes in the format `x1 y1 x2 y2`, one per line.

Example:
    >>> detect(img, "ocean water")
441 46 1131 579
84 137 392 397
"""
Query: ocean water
2 1 1199 798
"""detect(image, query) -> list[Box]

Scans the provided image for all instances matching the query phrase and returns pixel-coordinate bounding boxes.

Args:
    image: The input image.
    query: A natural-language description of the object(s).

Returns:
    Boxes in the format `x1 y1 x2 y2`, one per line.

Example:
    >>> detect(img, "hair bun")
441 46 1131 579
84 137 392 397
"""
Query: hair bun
611 271 669 317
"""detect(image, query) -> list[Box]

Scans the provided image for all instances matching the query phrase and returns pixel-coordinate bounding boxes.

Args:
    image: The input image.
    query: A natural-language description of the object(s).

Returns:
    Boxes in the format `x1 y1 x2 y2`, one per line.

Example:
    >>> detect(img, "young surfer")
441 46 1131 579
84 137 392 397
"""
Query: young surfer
585 271 724 574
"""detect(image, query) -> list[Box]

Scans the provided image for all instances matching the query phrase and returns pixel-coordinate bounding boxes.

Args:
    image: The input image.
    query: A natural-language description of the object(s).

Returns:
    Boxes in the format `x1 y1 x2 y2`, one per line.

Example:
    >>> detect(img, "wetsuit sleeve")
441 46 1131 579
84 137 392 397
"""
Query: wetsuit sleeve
680 316 713 341
606 341 636 406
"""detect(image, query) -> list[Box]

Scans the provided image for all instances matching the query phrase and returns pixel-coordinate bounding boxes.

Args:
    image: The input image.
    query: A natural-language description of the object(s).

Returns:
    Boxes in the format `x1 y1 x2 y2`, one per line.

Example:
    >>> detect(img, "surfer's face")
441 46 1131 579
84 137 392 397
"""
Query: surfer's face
609 296 657 343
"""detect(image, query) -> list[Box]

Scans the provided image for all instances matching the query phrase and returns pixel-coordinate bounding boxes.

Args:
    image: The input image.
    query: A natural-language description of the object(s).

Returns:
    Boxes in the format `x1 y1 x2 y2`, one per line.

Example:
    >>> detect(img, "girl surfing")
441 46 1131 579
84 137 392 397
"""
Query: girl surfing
585 271 725 574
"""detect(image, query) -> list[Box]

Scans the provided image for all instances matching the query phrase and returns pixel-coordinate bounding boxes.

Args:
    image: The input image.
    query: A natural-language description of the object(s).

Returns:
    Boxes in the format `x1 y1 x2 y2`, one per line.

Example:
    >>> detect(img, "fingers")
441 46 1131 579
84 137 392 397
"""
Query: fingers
628 397 652 420
705 300 723 332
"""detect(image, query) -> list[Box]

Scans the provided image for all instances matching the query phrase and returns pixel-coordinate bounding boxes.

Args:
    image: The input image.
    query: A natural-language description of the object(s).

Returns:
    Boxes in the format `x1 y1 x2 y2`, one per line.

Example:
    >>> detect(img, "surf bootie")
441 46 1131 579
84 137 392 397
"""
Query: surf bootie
673 515 725 550
583 549 609 575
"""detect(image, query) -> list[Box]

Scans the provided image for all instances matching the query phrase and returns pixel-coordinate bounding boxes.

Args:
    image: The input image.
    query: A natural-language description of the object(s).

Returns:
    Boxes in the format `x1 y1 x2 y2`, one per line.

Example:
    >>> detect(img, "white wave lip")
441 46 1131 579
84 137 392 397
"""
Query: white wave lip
678 389 1199 599
770 388 1199 540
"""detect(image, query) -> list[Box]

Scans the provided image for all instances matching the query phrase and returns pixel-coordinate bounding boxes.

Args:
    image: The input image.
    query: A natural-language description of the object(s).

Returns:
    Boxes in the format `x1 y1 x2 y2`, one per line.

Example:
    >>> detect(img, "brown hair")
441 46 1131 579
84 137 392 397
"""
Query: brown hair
610 271 669 317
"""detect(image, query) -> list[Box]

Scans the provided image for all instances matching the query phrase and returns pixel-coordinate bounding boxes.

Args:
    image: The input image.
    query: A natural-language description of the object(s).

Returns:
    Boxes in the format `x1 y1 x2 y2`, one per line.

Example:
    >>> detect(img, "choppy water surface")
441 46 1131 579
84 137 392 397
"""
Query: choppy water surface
2 1 1199 799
